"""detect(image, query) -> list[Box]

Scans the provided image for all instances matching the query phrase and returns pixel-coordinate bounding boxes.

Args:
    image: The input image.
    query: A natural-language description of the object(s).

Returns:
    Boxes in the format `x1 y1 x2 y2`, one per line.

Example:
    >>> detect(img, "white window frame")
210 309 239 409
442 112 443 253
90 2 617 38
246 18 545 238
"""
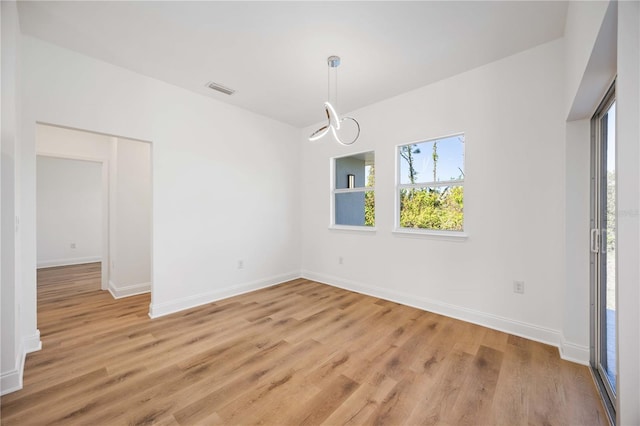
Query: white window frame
394 133 467 239
330 151 376 232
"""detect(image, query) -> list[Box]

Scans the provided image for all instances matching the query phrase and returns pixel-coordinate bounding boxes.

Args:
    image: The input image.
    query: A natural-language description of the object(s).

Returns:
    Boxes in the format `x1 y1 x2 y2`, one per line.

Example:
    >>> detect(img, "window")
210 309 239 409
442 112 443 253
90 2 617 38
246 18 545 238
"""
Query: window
332 151 375 228
396 134 464 233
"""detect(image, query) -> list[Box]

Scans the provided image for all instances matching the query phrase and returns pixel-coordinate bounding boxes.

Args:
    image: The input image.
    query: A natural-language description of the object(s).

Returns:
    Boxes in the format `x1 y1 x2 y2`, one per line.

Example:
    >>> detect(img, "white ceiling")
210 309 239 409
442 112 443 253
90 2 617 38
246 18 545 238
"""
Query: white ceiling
16 1 568 128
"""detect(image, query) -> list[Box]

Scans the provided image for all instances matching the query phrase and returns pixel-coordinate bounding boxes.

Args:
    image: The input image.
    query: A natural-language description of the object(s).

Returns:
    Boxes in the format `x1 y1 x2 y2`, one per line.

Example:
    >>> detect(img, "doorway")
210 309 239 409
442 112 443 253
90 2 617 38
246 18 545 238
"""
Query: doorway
590 82 616 423
36 154 108 289
35 123 152 300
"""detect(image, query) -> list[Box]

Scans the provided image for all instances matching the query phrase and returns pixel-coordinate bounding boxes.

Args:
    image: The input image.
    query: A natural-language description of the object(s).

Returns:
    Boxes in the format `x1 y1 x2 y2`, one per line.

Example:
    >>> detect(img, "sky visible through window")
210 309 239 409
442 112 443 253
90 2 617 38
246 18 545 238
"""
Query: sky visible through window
364 165 373 187
399 135 464 184
607 102 616 172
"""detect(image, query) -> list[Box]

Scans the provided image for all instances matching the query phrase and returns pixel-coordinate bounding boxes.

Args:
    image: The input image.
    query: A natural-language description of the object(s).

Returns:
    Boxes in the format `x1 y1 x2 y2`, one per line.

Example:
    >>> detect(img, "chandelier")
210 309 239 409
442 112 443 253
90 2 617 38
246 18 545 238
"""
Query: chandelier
309 56 360 145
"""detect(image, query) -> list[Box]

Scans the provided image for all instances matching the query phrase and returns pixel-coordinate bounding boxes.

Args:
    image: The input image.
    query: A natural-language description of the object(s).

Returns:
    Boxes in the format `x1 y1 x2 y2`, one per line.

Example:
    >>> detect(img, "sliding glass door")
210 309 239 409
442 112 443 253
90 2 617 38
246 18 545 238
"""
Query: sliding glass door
591 83 616 421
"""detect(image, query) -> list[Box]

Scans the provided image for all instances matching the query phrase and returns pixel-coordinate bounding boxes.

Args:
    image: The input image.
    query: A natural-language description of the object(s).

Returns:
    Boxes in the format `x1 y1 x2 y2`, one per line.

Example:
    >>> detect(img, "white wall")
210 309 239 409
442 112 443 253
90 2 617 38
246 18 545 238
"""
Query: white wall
20 36 301 326
37 123 111 159
562 118 591 361
36 156 102 267
109 137 151 298
0 0 41 396
616 2 640 424
1 0 23 395
301 39 568 352
564 0 612 119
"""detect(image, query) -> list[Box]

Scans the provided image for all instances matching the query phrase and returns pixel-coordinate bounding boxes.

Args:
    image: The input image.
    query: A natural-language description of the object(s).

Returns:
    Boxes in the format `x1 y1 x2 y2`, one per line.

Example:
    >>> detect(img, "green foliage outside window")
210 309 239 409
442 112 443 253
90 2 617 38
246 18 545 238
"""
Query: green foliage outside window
397 137 464 231
399 187 463 231
364 165 375 226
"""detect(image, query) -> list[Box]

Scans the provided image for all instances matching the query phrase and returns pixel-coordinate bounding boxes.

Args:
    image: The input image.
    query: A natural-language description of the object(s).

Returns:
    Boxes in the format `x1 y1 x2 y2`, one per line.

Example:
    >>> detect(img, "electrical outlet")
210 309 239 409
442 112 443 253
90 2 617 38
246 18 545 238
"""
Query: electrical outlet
70 243 76 249
338 256 344 265
238 260 244 269
513 280 525 294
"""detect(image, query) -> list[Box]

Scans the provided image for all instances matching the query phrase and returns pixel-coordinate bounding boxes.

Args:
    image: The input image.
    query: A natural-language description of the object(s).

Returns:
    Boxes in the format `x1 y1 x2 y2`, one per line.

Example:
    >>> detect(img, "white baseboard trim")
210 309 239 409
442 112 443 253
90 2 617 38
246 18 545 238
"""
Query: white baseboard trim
149 270 301 319
37 256 102 269
0 351 25 396
108 281 151 299
1 330 42 396
559 337 590 365
24 329 42 354
301 270 588 365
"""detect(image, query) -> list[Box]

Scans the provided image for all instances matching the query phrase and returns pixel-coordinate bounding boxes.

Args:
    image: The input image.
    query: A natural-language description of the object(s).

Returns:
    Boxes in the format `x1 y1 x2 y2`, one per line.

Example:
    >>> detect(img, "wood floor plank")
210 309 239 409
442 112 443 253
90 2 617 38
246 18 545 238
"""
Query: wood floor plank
449 344 504 425
0 263 608 425
321 371 397 425
365 371 425 425
406 349 474 425
286 374 359 425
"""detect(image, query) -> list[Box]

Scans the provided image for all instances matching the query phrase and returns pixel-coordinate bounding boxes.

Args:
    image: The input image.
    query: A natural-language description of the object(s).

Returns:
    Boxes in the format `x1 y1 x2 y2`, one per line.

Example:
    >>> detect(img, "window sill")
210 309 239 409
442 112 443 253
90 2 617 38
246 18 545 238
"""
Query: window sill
392 228 468 241
329 225 377 233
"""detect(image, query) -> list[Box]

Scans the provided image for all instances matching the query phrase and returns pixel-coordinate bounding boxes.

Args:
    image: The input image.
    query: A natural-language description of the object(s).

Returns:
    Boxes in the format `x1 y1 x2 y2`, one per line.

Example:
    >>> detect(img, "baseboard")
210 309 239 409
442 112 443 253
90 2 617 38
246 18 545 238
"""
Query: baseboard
0 351 25 396
300 270 581 360
559 337 590 365
148 270 301 319
37 256 101 269
1 330 41 396
24 329 42 354
108 281 151 299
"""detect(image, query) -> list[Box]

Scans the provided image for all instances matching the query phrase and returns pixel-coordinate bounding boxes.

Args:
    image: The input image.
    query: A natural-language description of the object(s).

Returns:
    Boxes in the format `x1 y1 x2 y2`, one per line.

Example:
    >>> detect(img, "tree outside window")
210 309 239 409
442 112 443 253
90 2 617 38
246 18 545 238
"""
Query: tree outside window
397 135 464 232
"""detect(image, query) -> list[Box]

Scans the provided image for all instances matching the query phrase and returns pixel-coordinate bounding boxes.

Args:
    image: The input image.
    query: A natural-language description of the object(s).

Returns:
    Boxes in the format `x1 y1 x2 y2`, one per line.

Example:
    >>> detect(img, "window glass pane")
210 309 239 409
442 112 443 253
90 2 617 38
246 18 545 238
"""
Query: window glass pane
365 164 375 188
399 135 464 184
335 152 374 189
365 190 375 226
335 157 364 189
399 186 463 231
603 101 617 392
333 151 375 228
335 191 374 226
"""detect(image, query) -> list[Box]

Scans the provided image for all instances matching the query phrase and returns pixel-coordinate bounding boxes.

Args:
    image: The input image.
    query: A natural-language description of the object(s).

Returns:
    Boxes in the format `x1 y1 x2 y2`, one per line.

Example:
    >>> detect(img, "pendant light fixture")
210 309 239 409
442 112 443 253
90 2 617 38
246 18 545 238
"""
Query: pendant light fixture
309 56 360 145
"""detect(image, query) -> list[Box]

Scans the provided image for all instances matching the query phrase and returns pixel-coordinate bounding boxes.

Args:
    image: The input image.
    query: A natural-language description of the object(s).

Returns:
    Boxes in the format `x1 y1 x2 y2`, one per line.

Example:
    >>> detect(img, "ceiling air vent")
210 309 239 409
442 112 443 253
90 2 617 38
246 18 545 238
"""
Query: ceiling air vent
205 81 235 95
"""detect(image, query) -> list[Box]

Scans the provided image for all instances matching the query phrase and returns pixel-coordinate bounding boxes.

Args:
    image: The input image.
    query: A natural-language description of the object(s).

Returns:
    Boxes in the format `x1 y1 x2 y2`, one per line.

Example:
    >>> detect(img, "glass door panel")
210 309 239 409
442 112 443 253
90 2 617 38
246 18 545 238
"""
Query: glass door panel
591 84 616 423
599 101 616 395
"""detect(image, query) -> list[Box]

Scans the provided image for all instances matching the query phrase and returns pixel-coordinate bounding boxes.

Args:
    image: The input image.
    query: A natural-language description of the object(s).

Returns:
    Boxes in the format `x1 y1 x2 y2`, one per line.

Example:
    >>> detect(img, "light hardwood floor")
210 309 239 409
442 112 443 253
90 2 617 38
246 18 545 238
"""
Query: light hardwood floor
1 263 607 425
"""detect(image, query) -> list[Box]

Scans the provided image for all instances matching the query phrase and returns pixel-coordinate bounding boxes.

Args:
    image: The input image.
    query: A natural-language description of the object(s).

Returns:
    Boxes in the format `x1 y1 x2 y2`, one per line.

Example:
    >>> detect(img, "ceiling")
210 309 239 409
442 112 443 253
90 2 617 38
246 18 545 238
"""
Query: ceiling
16 1 568 128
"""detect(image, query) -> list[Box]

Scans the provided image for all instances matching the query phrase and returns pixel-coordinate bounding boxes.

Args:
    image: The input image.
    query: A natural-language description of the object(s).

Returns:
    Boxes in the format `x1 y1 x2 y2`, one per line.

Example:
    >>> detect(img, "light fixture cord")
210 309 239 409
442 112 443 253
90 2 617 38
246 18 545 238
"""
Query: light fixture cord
327 64 330 105
335 65 338 110
334 63 337 110
327 61 338 110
